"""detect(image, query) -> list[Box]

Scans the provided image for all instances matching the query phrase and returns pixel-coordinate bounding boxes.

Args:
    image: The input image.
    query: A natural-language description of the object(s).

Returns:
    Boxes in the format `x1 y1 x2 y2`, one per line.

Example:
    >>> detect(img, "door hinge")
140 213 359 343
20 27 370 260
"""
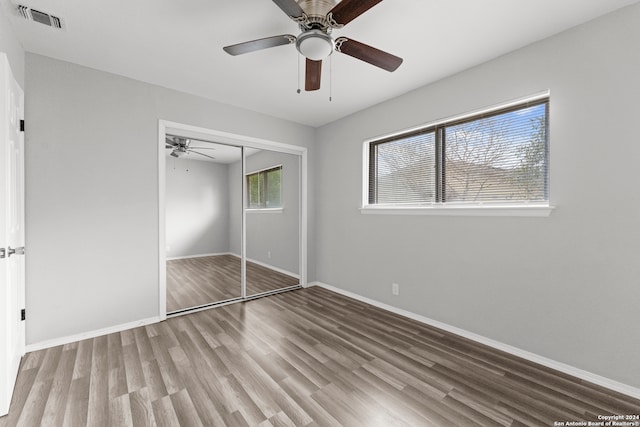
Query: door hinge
21 309 26 321
20 120 25 132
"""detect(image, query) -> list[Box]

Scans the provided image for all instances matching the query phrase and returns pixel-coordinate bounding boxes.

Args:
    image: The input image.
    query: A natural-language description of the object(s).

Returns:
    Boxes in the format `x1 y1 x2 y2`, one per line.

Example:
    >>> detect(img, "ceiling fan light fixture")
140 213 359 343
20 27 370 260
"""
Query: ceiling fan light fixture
296 29 334 61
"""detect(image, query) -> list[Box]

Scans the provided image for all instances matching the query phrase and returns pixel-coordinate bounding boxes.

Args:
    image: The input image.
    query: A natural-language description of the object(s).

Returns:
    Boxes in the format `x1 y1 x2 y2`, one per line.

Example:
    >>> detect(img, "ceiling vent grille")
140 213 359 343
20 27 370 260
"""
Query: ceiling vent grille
17 5 63 29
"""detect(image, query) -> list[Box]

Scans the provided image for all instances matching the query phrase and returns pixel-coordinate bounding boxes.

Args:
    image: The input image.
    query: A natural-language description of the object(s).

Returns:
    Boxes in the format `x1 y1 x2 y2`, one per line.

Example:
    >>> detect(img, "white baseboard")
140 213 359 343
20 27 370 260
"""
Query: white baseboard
25 316 161 353
309 282 640 400
166 252 231 261
229 253 300 279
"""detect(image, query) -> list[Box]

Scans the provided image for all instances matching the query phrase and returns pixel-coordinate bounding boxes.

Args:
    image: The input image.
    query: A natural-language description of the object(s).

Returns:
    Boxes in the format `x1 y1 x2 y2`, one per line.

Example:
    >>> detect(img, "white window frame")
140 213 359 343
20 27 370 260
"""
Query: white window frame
245 164 283 212
361 92 554 217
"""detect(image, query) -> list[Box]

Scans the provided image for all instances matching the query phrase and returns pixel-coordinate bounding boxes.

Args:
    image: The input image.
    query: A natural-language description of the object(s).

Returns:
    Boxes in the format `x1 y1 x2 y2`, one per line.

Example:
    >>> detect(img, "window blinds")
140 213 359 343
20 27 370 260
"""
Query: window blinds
370 132 436 204
368 100 548 205
445 103 548 203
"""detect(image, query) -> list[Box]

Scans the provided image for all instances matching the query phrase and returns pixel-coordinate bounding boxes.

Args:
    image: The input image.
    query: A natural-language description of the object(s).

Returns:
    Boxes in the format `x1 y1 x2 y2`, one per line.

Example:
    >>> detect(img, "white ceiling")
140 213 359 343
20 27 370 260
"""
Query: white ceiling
3 0 638 127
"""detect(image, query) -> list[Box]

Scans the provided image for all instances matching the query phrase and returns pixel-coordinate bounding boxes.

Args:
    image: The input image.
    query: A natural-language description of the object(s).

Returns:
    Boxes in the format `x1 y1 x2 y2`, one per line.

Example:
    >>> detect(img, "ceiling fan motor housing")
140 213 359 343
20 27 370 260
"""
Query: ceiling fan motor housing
296 0 338 20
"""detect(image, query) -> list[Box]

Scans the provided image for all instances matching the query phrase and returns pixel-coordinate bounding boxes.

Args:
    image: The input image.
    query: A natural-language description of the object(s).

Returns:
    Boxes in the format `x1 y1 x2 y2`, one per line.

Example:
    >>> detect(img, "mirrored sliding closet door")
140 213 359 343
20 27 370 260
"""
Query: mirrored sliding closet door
244 148 300 297
165 137 242 313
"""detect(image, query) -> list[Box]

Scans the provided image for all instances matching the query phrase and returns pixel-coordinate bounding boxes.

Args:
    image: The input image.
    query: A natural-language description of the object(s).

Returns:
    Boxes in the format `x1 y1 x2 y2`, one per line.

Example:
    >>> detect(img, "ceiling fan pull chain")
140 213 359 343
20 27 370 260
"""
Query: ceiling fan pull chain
297 53 301 94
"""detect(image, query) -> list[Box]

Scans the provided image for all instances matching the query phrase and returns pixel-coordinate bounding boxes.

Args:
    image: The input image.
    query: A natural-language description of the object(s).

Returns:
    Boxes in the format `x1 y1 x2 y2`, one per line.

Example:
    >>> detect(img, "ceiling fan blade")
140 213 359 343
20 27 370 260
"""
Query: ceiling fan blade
188 150 217 161
223 35 295 56
165 145 174 149
271 0 305 19
335 37 402 72
165 137 178 147
188 147 216 151
327 0 383 27
305 59 322 91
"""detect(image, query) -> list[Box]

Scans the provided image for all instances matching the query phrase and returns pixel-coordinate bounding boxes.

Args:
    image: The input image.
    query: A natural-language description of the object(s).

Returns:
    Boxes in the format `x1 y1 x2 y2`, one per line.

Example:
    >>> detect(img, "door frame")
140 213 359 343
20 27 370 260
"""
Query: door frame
157 120 308 320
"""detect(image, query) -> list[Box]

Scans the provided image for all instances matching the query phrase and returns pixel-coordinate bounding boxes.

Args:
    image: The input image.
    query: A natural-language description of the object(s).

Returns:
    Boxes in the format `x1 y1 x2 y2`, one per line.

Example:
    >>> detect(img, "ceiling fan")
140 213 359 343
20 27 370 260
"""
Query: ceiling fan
223 0 402 91
165 136 216 160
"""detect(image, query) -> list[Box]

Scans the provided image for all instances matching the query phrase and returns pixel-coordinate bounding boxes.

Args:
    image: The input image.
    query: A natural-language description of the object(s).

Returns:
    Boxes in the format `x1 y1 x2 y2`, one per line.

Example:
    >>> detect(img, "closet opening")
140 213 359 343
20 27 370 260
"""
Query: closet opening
158 121 307 318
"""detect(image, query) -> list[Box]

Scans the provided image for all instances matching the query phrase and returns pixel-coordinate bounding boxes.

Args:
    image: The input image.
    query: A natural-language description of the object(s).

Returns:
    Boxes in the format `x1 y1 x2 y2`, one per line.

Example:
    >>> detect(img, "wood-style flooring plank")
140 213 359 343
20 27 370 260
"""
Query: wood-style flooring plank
166 254 299 312
86 335 109 426
2 286 639 427
0 367 38 427
108 393 133 427
62 376 90 427
128 387 156 427
169 389 203 427
40 348 77 426
150 395 180 427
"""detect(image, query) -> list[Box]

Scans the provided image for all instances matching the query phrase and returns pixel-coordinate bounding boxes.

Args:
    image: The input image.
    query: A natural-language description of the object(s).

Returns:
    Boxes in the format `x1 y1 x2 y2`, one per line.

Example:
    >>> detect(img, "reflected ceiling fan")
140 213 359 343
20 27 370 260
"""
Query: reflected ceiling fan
223 0 402 91
165 136 216 160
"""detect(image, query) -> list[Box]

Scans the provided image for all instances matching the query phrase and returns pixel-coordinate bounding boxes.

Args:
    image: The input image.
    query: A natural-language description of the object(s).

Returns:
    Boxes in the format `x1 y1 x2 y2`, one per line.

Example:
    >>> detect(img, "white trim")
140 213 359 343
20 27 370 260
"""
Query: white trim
26 316 161 353
360 205 554 217
158 121 167 321
229 253 300 279
162 120 307 155
241 146 247 299
361 138 369 208
246 208 284 214
300 152 307 287
166 252 232 261
304 281 322 288
310 282 640 400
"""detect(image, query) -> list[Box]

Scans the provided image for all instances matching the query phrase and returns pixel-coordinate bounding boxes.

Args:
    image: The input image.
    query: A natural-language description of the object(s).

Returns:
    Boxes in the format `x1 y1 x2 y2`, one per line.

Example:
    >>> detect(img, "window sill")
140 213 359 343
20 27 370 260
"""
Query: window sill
360 205 554 217
246 208 284 214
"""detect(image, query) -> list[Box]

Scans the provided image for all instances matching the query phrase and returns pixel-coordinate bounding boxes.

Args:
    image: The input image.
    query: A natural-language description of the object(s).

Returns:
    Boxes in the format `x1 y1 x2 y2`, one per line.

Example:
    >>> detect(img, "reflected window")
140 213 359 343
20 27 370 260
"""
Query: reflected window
247 165 282 209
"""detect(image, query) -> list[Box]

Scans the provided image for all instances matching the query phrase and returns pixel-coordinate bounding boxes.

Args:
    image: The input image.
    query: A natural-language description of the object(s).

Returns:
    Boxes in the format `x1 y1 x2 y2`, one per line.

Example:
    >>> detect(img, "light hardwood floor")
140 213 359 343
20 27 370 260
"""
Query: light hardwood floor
166 255 299 313
2 287 638 426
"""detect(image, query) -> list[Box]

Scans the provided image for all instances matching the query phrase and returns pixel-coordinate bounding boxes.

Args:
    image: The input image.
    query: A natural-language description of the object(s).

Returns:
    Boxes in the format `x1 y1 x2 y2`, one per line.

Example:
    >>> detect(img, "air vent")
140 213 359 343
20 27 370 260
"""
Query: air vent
17 5 63 29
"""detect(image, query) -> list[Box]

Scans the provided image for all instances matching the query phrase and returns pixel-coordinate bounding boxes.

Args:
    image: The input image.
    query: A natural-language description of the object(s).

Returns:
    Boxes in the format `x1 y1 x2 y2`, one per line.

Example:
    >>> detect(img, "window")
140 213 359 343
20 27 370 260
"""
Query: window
367 98 549 210
247 165 282 209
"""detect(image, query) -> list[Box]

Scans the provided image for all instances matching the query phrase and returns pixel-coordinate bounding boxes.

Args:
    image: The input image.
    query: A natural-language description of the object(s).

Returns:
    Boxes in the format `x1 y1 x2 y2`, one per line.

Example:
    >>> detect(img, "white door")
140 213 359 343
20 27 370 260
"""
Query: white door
0 52 25 417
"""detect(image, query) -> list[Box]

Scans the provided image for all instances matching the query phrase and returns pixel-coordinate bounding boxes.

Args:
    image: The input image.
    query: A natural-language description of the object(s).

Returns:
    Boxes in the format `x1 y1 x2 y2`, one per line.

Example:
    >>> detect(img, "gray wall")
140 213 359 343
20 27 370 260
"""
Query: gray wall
25 53 315 344
315 3 640 388
165 157 231 258
229 150 300 276
0 4 24 87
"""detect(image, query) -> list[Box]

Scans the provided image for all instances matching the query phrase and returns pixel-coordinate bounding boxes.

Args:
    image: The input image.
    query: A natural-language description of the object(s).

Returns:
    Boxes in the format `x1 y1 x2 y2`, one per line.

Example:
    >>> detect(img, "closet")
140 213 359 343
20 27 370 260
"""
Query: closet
160 123 305 315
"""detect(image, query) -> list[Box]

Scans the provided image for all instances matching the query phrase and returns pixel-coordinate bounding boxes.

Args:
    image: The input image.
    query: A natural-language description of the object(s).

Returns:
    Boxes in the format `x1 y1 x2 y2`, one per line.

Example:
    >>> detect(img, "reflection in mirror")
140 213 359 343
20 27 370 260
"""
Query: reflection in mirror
243 149 300 296
165 136 242 313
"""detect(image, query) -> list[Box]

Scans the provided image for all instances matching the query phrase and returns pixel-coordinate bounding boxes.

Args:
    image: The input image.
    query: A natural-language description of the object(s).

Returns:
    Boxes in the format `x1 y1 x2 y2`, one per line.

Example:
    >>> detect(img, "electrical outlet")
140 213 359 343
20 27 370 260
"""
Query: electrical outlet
392 283 399 295
267 251 271 259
